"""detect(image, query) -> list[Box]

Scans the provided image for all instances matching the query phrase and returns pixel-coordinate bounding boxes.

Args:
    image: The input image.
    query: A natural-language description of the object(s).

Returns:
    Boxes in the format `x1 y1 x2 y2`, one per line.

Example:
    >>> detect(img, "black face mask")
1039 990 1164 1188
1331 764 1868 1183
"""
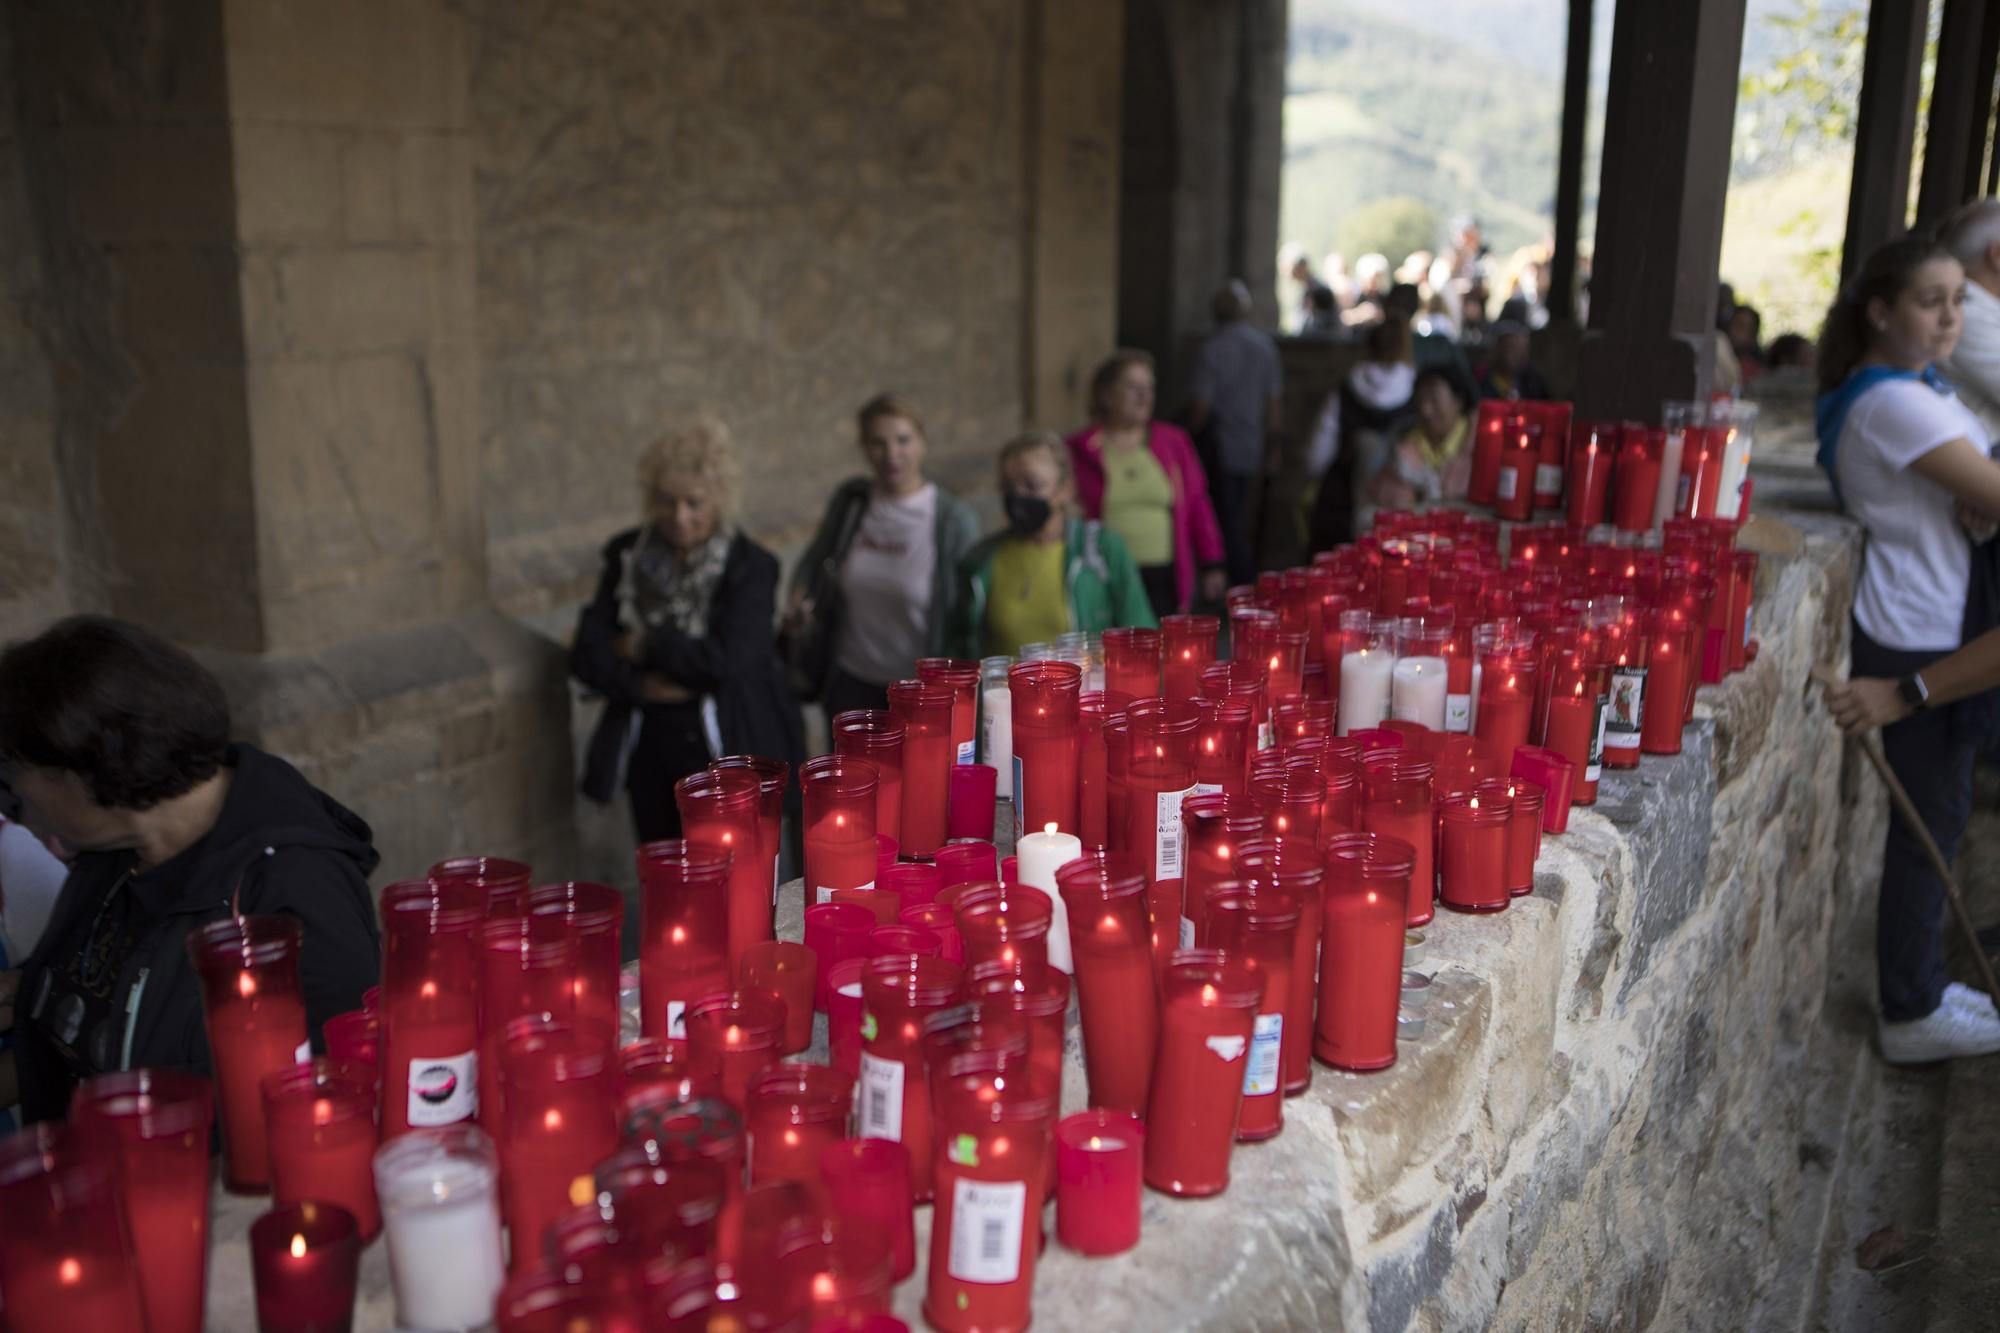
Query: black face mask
1004 494 1053 536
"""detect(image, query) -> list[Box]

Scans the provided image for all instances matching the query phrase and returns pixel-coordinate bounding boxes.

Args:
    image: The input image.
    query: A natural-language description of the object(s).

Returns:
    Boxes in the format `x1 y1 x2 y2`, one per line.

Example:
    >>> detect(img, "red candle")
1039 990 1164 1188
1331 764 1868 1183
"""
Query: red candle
1359 752 1436 927
187 914 309 1189
900 902 964 964
876 834 901 880
1206 891 1299 1141
262 1059 383 1239
1124 699 1201 926
741 940 818 1053
1249 761 1323 851
67 1071 213 1333
795 1228 896 1325
965 962 1071 1097
1101 625 1163 700
1493 422 1539 521
867 924 943 959
525 880 623 1041
1200 659 1272 754
1490 778 1544 896
676 768 771 975
1008 660 1083 838
881 861 944 911
1565 424 1614 526
953 882 1054 982
826 957 870 1077
1271 697 1334 747
1143 950 1262 1195
916 657 982 766
496 1268 643 1330
800 755 880 912
1611 429 1661 533
498 1020 618 1271
1159 614 1220 700
378 880 482 1139
1640 605 1689 754
1322 753 1362 835
637 839 732 1040
1437 790 1511 913
1103 711 1131 853
1055 1109 1143 1256
1467 399 1510 505
686 991 786 1110
1473 625 1538 767
745 1062 855 1190
946 764 999 841
1055 853 1159 1116
429 856 532 919
618 1036 722 1105
1194 696 1254 795
1728 550 1758 671
323 1010 379 1069
1180 793 1266 952
923 1066 1053 1333
1077 692 1110 849
1509 746 1576 832
819 1138 917 1282
1542 650 1607 802
249 1201 360 1333
1532 402 1573 509
832 710 907 847
804 902 875 1013
594 1148 725 1262
1316 832 1413 1070
1232 841 1323 1096
0 1126 147 1332
857 955 964 1201
888 680 955 857
477 912 579 1123
1677 424 1724 519
934 840 1000 891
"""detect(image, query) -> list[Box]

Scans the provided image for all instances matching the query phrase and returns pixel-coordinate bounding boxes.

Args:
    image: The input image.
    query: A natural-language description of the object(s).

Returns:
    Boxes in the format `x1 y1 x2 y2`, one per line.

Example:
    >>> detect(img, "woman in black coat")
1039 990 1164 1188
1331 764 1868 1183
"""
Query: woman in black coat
570 416 805 842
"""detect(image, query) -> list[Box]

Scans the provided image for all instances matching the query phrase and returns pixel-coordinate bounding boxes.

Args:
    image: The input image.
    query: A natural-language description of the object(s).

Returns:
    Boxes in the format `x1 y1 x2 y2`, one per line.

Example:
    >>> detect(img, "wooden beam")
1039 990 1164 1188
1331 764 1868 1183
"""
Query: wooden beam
1547 0 1593 326
1843 0 1927 280
1917 0 2000 225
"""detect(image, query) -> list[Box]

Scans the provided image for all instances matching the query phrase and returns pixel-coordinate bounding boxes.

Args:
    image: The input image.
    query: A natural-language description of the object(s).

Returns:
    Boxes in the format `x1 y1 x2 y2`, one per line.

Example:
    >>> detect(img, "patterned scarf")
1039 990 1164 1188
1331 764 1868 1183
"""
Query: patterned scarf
623 526 732 638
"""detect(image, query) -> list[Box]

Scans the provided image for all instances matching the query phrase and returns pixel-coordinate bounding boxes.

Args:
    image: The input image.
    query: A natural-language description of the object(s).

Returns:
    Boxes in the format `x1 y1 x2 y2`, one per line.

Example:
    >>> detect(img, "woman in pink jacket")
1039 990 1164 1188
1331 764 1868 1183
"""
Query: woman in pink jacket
1065 350 1229 617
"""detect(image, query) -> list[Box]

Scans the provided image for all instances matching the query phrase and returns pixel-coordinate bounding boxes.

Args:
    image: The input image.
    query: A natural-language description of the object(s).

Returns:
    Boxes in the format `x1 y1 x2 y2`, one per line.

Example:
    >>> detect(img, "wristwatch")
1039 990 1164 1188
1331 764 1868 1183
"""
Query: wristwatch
1897 672 1931 711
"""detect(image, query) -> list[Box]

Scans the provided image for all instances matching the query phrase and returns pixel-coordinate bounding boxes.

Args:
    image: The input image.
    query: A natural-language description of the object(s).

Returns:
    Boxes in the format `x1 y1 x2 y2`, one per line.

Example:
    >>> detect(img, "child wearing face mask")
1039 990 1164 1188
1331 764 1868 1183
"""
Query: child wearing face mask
944 430 1158 659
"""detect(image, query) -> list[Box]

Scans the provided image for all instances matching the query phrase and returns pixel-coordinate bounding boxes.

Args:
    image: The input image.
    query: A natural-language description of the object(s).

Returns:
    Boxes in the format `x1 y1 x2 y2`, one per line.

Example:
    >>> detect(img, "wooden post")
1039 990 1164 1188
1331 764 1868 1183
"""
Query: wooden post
1841 0 1928 282
1547 0 1594 327
1916 0 2000 226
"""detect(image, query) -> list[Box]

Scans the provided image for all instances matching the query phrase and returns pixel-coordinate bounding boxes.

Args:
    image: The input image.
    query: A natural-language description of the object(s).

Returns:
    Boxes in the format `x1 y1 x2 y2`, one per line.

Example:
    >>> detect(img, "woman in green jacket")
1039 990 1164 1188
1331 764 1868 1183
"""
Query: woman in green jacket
947 430 1157 660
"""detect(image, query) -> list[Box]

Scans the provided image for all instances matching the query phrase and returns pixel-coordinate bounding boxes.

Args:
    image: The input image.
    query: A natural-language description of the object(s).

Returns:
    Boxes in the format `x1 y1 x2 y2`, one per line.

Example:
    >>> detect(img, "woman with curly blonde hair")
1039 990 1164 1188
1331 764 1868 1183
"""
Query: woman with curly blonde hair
570 416 803 841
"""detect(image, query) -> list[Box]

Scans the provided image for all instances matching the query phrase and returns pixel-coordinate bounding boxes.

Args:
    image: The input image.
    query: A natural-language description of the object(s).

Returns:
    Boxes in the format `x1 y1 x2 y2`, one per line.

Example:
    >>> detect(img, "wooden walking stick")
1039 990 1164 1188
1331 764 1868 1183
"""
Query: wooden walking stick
1812 665 2000 1005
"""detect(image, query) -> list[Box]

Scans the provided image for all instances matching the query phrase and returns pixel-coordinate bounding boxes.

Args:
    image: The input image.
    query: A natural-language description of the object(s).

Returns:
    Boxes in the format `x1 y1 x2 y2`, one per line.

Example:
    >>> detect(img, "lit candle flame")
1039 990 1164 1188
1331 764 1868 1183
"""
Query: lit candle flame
237 972 257 998
1088 1136 1103 1150
290 1234 308 1260
58 1258 81 1285
1043 823 1058 836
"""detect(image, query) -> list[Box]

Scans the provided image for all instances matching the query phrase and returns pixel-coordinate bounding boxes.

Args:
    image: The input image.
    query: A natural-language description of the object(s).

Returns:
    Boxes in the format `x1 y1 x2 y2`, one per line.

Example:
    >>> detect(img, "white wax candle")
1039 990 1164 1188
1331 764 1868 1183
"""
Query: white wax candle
1014 823 1083 973
982 685 1014 798
379 1152 504 1330
1390 656 1448 729
1337 648 1394 736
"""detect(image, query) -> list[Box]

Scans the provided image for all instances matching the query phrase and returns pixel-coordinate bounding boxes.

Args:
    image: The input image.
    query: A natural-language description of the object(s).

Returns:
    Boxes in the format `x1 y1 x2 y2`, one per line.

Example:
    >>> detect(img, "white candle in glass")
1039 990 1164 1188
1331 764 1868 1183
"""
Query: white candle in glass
982 685 1014 798
374 1128 505 1331
1390 656 1448 729
1013 823 1083 973
1337 648 1395 736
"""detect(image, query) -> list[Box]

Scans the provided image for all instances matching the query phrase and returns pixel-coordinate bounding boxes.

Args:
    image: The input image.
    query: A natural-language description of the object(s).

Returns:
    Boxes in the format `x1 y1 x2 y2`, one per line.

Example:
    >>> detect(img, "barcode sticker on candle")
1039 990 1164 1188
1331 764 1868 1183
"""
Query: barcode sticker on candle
1243 1012 1283 1096
1179 916 1195 949
1605 668 1645 751
957 739 977 766
948 1177 1026 1285
1154 786 1194 878
295 1039 312 1064
1445 694 1472 733
1534 462 1563 497
858 1052 904 1140
666 1000 686 1039
407 1050 477 1126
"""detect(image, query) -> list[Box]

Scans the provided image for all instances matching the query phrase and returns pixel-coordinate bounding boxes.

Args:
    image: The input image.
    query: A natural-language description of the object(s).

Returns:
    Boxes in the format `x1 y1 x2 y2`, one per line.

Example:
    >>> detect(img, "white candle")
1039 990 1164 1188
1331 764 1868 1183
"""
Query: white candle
982 685 1014 798
1390 656 1448 729
375 1132 505 1331
1468 660 1482 732
1014 822 1083 973
1337 648 1394 736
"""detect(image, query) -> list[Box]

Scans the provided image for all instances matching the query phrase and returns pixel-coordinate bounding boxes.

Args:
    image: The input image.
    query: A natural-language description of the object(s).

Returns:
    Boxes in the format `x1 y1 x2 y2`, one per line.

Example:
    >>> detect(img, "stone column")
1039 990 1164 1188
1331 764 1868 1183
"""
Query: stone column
1577 0 1746 422
10 0 573 879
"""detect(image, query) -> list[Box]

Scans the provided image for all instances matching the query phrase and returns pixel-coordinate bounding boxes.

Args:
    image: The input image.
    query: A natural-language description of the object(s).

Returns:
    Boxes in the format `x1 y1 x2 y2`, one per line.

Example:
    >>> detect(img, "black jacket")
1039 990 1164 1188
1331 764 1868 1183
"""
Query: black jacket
572 528 805 803
17 744 381 1122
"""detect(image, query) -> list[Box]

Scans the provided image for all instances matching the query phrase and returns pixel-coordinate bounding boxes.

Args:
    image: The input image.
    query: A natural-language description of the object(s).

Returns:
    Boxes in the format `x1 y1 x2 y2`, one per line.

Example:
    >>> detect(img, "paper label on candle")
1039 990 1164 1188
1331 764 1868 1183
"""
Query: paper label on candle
858 1052 904 1140
666 1000 686 1039
1445 694 1471 732
1154 785 1194 878
1011 755 1024 839
295 1039 312 1064
1205 1034 1246 1062
947 1177 1026 1285
1605 667 1645 751
1243 1012 1283 1096
1179 915 1195 949
817 879 873 906
1676 473 1691 512
1496 467 1519 502
406 1050 477 1126
956 739 977 766
1587 693 1608 781
772 854 781 906
1534 462 1563 497
1257 722 1274 751
1192 782 1223 798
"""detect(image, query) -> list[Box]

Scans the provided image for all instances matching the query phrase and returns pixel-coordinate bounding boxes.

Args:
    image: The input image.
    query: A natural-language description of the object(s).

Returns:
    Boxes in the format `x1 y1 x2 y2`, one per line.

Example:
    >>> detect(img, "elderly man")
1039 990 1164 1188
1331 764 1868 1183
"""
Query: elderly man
1942 200 2000 441
1187 280 1282 585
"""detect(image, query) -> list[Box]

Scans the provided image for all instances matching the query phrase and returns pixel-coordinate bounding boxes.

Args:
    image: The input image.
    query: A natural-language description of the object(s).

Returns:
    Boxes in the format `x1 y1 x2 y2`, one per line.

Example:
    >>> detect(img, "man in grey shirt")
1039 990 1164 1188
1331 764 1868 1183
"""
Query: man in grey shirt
1188 280 1282 585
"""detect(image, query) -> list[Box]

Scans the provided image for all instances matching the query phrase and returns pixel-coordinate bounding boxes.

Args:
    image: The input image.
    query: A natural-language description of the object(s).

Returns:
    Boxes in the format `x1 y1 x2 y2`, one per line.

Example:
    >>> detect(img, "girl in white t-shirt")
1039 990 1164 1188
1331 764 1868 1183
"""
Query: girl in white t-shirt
1818 234 2000 1063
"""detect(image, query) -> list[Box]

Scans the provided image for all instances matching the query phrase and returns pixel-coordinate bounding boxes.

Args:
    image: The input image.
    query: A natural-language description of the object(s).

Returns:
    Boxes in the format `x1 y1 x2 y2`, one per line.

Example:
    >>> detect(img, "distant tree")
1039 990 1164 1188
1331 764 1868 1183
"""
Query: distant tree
1339 196 1441 267
1734 0 1867 177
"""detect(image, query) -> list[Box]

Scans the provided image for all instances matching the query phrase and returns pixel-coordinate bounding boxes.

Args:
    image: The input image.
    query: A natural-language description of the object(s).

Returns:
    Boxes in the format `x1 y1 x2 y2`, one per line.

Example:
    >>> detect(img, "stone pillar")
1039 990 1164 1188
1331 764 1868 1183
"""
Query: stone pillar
1840 0 1928 283
1915 0 2000 227
10 0 573 880
1577 0 1746 422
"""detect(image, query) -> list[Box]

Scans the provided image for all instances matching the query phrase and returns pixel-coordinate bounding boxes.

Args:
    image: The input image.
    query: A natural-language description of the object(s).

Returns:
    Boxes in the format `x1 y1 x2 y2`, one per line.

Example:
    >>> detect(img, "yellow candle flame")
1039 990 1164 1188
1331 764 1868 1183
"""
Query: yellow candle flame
58 1258 81 1285
1043 822 1058 836
1088 1136 1102 1150
290 1234 308 1260
237 972 257 998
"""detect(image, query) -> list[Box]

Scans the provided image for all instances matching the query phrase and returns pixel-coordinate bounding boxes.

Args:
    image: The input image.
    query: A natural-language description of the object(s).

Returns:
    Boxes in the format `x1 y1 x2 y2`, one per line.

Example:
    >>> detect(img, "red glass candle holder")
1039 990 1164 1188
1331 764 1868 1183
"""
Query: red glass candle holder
1467 399 1509 505
916 657 982 767
1677 424 1724 520
1543 650 1607 803
1611 428 1661 533
742 940 818 1053
1566 423 1615 526
954 882 1054 982
1056 853 1159 1116
888 680 956 857
794 1226 895 1326
947 764 1000 840
686 992 786 1110
478 912 580 1122
1124 698 1201 904
1316 833 1413 1071
496 1269 643 1331
0 1126 148 1332
1494 421 1539 521
1599 609 1647 770
1437 790 1511 913
857 955 964 1201
378 881 482 1142
525 880 623 1041
1729 550 1759 672
875 863 938 914
900 902 964 964
1249 762 1324 852
1160 614 1220 700
1008 660 1083 838
249 1201 360 1333
868 924 943 959
638 839 732 1040
497 1020 617 1271
1143 950 1261 1196
1510 747 1574 832
1205 891 1299 1140
746 1062 855 1190
1101 626 1163 701
676 769 771 975
324 1010 379 1069
430 856 533 919
1490 777 1544 895
68 1071 213 1333
593 1148 724 1265
262 1058 383 1240
1231 841 1322 1096
1359 752 1436 927
1200 658 1273 752
187 913 309 1189
804 902 876 1013
820 1138 917 1282
801 755 880 909
618 1036 723 1104
965 962 1070 1096
1640 605 1691 754
1271 697 1334 747
1473 624 1538 766
1077 692 1110 849
711 754 789 910
923 1066 1054 1333
1055 1110 1142 1257
826 957 870 1077
833 710 908 847
1531 402 1573 509
935 840 1000 892
877 834 901 879
1181 792 1266 953
1194 697 1253 794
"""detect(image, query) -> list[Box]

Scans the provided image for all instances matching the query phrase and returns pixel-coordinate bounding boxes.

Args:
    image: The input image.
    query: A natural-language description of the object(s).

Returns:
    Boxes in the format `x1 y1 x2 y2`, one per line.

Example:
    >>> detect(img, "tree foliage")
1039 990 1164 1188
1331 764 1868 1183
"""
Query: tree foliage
1735 0 1867 177
1339 196 1442 265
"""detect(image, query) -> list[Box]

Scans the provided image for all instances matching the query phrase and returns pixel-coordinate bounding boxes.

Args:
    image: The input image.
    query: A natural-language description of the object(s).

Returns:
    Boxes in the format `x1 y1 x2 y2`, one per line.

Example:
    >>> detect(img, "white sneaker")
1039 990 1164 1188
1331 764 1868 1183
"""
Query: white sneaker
1944 981 2000 1022
1879 1002 2000 1064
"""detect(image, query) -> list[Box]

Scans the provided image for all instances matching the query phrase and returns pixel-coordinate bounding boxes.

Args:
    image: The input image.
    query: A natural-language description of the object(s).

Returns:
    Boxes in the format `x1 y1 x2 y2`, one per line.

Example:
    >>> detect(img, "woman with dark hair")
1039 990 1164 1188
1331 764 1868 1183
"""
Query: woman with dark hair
1306 314 1418 551
1065 350 1227 618
1816 234 2000 1062
1369 368 1473 510
0 616 381 1120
